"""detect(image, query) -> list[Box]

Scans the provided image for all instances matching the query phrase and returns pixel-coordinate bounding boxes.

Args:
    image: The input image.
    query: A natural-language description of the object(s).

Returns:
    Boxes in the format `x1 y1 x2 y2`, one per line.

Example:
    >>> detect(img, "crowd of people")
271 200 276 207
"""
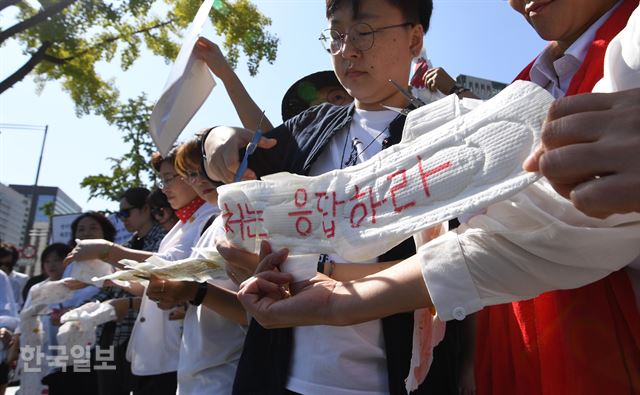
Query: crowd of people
1 0 639 394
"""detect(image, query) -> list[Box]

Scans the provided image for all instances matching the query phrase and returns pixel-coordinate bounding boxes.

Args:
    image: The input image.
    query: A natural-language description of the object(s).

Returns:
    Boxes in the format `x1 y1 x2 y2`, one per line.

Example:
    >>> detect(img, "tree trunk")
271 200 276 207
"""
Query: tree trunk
0 42 51 94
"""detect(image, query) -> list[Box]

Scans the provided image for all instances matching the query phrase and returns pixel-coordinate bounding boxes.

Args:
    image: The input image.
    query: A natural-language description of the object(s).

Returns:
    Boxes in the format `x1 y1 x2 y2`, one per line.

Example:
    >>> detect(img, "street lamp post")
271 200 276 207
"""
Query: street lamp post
23 124 49 248
0 123 49 249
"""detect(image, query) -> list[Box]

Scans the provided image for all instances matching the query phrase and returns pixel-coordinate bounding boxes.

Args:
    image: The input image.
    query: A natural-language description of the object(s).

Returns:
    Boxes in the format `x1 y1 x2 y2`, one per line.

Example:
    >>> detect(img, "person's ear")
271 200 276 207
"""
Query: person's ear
409 24 424 57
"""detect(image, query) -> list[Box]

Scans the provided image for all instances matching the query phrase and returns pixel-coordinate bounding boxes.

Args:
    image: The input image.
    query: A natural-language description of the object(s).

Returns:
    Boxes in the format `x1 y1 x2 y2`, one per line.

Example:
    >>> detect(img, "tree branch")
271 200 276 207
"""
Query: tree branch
0 0 21 12
0 42 51 94
0 0 76 45
56 18 177 62
0 18 176 92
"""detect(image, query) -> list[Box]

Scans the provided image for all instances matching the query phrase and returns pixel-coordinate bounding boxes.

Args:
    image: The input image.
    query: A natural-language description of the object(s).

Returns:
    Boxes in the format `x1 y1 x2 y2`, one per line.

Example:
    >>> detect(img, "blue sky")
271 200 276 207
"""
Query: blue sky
0 0 546 212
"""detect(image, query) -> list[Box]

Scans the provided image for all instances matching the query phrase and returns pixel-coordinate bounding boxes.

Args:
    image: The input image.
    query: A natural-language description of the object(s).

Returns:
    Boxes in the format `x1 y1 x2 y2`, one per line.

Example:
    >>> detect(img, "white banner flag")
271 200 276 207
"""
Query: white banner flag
149 0 216 155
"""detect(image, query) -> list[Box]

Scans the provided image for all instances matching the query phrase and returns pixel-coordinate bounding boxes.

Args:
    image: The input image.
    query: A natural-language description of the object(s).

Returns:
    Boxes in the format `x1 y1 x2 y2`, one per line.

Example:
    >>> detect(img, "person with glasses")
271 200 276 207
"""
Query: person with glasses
139 133 247 394
147 189 178 232
237 1 640 394
201 1 464 394
117 188 167 253
64 147 217 395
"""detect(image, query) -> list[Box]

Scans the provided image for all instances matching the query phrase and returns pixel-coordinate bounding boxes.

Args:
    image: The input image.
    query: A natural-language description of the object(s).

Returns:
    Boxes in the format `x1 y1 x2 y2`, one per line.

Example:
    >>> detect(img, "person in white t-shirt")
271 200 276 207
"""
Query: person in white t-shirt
202 0 466 394
235 2 640 330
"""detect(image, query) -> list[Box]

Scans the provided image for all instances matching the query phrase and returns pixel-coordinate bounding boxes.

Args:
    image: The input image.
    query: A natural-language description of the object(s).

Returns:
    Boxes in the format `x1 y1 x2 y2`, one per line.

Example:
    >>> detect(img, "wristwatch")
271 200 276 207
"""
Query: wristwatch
189 282 208 306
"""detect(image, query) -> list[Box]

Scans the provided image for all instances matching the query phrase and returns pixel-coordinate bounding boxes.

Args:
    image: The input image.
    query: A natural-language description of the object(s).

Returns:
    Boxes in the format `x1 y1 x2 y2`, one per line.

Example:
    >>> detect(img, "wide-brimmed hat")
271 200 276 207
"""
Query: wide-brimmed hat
281 70 343 121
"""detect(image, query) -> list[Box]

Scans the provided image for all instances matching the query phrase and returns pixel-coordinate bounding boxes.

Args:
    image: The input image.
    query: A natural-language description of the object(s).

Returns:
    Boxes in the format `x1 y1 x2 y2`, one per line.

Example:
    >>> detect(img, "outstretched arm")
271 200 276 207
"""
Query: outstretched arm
195 37 274 132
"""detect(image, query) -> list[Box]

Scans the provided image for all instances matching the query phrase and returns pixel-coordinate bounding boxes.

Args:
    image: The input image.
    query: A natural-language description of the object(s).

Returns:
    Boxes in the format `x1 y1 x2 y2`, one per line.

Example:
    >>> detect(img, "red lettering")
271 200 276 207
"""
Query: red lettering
350 204 367 228
417 156 452 197
322 220 336 238
244 204 267 238
386 169 415 213
315 192 329 217
295 216 313 236
368 186 387 223
331 192 346 217
222 203 246 240
294 189 308 208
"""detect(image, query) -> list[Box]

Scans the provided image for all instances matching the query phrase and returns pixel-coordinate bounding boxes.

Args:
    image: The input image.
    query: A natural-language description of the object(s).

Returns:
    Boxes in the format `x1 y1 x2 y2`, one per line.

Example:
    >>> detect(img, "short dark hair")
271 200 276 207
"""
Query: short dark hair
0 242 19 268
70 212 117 244
326 0 433 33
41 243 72 263
120 187 151 208
147 188 173 210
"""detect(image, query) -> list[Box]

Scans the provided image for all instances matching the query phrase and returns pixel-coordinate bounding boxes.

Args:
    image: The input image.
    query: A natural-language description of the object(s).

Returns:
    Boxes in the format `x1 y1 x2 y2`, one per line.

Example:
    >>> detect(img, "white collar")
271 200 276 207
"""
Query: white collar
530 1 622 97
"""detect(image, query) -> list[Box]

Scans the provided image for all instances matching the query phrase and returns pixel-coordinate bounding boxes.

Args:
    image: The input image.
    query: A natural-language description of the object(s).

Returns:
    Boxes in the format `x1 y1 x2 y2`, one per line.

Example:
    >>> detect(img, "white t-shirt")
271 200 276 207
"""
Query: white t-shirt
177 214 246 395
127 202 218 376
287 109 397 395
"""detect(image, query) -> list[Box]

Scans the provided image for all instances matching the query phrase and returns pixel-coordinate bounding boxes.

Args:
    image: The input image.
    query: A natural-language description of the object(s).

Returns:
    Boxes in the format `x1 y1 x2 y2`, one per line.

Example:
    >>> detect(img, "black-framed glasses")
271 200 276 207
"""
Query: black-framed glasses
319 22 414 55
157 173 182 189
117 206 140 219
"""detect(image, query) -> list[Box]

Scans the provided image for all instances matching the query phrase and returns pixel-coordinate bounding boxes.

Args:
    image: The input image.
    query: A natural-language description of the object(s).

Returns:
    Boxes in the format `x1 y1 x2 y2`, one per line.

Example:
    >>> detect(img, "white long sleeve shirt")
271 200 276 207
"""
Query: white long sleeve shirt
421 5 640 322
127 202 218 375
0 271 18 331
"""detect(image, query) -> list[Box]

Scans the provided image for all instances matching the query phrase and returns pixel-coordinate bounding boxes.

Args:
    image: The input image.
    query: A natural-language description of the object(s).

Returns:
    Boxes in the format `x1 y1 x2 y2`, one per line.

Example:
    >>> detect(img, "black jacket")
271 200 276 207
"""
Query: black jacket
233 103 459 395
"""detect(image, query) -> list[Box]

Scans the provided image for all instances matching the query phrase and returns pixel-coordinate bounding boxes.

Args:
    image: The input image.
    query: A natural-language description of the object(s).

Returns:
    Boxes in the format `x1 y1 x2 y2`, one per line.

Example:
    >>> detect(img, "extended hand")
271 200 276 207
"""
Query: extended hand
237 241 341 328
216 240 260 285
146 275 197 310
194 37 233 80
524 88 640 218
203 126 277 184
64 239 112 265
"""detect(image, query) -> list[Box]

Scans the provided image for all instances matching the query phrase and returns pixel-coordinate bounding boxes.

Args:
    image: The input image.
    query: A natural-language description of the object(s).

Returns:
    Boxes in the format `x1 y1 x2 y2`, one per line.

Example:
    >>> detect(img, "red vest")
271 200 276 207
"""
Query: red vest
476 2 640 394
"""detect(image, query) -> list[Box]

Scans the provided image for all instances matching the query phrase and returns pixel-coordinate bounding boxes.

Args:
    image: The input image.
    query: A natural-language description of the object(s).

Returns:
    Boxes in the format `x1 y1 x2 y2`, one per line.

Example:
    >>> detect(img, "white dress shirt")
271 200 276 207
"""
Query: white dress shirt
529 2 620 98
127 203 218 376
421 5 640 322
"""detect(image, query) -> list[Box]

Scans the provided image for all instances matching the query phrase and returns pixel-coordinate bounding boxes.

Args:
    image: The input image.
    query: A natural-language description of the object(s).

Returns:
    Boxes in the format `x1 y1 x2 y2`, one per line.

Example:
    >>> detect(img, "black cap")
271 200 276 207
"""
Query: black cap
281 71 343 122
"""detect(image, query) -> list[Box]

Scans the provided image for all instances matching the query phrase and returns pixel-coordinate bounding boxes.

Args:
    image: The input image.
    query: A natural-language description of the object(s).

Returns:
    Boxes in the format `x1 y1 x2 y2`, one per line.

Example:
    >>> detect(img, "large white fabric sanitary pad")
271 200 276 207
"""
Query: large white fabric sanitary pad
216 81 554 261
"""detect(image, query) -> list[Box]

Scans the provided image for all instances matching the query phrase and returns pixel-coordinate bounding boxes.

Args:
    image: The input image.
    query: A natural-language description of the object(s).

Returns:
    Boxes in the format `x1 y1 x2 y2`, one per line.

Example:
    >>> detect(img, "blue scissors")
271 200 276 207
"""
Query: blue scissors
234 111 266 182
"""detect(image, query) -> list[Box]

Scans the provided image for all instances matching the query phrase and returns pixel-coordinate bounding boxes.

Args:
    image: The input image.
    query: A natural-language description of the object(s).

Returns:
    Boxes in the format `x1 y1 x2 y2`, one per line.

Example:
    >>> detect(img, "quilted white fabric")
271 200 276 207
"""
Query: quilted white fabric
216 81 554 262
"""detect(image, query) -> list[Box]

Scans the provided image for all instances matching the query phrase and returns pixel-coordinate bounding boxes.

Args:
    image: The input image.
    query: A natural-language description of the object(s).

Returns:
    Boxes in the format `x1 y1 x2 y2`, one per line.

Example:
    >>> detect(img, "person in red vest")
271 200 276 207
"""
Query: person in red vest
233 1 640 393
474 1 640 394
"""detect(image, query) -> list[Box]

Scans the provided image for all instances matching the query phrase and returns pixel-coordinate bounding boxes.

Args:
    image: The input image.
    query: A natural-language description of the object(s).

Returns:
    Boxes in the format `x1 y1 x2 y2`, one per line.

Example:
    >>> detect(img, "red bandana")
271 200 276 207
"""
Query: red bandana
175 197 205 223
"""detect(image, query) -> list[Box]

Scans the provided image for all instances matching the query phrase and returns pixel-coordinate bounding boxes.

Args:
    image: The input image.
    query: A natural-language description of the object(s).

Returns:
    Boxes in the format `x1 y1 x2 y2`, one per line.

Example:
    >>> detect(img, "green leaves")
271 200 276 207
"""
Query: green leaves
2 0 279 202
80 95 158 201
3 0 279 114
